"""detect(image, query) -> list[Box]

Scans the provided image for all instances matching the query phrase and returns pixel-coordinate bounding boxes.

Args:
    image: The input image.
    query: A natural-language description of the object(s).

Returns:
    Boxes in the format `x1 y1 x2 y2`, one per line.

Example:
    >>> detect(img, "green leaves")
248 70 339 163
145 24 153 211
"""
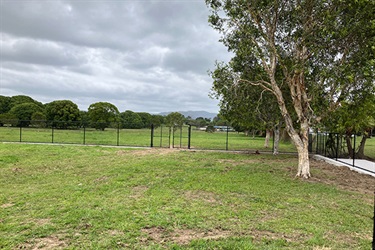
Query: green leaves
88 102 120 131
45 100 80 129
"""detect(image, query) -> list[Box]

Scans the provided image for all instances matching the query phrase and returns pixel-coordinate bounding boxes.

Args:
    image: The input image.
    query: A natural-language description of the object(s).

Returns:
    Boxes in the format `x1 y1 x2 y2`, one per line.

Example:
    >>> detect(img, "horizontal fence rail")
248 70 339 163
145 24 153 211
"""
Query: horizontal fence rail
0 120 298 153
309 132 375 175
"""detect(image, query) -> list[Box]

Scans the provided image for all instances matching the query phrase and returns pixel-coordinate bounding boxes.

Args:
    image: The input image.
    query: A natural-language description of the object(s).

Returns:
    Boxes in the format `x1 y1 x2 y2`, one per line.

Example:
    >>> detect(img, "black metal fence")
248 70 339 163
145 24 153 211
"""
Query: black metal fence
309 132 375 175
0 120 296 153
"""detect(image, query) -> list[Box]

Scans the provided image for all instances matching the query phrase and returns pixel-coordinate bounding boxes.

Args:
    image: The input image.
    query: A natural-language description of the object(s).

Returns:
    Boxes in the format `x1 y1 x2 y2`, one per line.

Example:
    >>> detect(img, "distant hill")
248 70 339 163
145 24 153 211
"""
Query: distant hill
159 111 218 120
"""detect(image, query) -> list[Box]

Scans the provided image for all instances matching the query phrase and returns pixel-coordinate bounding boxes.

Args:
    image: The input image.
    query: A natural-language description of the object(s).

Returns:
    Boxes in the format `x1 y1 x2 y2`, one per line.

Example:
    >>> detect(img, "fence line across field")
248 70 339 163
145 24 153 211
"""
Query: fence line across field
0 120 294 153
1 120 374 173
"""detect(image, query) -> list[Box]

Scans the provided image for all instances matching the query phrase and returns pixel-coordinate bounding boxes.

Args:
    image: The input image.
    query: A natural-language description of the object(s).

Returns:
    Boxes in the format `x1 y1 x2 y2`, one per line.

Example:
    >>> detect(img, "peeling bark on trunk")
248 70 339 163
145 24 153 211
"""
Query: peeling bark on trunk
269 69 311 178
295 122 311 178
264 129 271 148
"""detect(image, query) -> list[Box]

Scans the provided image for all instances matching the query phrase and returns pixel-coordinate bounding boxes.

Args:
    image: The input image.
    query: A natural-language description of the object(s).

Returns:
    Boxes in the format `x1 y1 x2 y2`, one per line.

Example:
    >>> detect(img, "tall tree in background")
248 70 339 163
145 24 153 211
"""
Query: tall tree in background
88 102 119 131
120 110 143 129
45 100 80 129
9 102 44 127
9 95 43 110
206 0 375 178
0 96 11 114
137 112 153 128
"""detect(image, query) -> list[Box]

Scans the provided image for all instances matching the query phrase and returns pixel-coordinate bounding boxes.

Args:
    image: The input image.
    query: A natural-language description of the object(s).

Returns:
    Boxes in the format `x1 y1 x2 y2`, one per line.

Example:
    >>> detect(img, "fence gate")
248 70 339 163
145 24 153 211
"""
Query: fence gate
151 124 191 149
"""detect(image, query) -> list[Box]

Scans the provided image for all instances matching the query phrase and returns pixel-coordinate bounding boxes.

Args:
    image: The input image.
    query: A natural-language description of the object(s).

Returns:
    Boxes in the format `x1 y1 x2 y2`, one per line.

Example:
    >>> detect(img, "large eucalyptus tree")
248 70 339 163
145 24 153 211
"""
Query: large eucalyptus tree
206 0 375 178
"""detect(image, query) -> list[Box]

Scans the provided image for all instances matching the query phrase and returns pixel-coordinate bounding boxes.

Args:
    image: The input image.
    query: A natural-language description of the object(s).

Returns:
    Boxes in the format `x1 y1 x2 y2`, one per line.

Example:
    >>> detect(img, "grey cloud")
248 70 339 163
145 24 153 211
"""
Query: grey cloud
0 0 228 113
1 34 86 66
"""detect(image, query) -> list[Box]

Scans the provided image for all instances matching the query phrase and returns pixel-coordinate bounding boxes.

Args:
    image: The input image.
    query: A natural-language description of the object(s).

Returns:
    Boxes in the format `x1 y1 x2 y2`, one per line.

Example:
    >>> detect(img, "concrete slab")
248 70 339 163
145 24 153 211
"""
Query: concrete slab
313 155 375 177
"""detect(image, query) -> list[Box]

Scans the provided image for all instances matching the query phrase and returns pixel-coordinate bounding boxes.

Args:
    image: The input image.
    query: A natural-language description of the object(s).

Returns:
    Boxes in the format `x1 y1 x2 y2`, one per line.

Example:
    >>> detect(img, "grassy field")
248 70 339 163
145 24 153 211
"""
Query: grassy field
0 143 373 249
2 126 375 159
0 126 297 152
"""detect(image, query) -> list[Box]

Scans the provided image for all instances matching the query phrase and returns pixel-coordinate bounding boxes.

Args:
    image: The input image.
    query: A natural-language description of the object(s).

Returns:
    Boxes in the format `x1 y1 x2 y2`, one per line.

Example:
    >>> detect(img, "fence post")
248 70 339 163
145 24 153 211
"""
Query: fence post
335 133 339 160
160 125 163 147
324 133 327 157
180 126 182 148
150 124 154 147
51 124 54 143
117 123 120 146
19 125 22 142
353 133 356 167
188 125 191 149
226 125 229 151
83 125 86 145
172 126 175 148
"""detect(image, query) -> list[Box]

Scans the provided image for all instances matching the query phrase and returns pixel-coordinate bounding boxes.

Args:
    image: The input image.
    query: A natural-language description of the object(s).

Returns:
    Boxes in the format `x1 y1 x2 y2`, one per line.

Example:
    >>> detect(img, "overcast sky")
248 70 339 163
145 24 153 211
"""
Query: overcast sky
0 0 231 113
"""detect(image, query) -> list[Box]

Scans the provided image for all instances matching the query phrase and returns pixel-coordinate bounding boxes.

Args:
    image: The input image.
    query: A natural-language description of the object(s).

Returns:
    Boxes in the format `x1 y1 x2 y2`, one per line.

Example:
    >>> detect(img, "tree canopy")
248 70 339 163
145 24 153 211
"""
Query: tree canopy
206 0 375 178
9 102 45 127
45 100 80 128
88 102 120 130
120 110 143 129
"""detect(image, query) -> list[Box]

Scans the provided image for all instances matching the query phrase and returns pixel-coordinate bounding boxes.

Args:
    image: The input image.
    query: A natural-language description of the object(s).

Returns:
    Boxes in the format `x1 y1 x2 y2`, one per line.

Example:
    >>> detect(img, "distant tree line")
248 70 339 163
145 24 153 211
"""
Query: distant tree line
0 95 229 131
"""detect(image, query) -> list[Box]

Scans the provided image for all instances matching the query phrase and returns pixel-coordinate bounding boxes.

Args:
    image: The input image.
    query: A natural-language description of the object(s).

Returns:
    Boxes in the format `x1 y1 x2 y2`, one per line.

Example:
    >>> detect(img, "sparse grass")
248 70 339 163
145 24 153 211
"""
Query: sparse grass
0 143 373 249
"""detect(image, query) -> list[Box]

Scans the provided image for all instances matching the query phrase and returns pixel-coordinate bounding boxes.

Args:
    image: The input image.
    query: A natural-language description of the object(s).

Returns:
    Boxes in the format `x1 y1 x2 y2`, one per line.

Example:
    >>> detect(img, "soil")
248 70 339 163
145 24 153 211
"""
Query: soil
140 226 231 245
307 158 375 196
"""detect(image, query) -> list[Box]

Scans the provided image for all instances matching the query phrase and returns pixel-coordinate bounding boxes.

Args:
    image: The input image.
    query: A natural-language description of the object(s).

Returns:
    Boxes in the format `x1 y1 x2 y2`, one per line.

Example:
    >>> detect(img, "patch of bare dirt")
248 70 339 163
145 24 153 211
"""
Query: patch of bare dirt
12 167 22 173
116 148 178 157
33 218 52 226
16 235 67 250
184 190 219 204
1 203 14 208
251 229 309 244
140 226 231 245
94 176 109 182
306 159 375 196
107 229 124 236
130 185 149 198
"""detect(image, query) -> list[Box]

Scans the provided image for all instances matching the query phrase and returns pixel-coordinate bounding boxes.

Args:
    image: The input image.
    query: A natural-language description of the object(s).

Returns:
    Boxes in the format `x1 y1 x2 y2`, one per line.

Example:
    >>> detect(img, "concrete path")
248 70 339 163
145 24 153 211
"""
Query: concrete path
313 155 375 177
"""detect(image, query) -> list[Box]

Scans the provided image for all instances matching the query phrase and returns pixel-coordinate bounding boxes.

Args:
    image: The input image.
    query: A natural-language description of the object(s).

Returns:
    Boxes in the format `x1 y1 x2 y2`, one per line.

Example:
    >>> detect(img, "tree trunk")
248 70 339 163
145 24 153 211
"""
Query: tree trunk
273 124 280 155
345 133 354 158
264 129 271 148
295 140 310 178
356 135 367 159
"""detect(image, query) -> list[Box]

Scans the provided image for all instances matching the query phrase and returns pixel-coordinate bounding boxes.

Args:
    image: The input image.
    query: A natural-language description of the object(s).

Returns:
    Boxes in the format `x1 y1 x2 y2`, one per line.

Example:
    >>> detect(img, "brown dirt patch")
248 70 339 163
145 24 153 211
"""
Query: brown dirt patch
140 226 230 245
130 185 149 198
184 190 219 204
251 229 309 244
116 148 177 157
94 176 109 182
1 203 14 208
16 235 67 250
107 229 124 236
33 218 52 226
307 159 375 196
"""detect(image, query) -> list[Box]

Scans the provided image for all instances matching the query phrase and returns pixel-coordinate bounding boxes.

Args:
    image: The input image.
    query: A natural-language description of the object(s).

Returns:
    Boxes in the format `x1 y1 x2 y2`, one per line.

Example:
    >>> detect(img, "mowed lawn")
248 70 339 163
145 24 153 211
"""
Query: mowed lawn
0 143 373 249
